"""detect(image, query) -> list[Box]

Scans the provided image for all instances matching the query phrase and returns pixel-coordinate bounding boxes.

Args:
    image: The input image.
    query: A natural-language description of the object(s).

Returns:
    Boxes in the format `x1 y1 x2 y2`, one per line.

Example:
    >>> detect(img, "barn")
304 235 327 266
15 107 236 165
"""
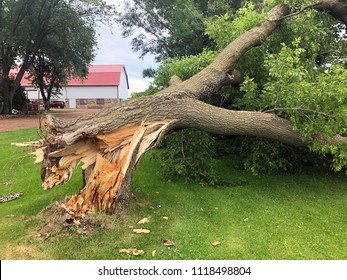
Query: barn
19 64 129 109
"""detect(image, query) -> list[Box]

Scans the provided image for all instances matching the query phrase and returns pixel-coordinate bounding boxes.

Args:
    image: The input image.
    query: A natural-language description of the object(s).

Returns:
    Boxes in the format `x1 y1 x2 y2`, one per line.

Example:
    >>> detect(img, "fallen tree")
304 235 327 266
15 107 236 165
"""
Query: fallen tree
17 0 347 221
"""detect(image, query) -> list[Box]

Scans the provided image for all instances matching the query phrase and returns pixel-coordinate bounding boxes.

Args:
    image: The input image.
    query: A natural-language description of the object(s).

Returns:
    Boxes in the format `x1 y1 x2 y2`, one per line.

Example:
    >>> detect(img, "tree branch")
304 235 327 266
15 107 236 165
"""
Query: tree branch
314 0 347 26
155 4 291 100
273 3 320 21
263 107 335 119
270 0 347 26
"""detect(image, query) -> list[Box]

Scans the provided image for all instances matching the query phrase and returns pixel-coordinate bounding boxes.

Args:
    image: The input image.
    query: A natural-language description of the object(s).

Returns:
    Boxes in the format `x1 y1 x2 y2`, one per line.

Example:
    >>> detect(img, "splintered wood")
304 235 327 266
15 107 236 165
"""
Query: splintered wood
41 140 98 190
26 120 175 218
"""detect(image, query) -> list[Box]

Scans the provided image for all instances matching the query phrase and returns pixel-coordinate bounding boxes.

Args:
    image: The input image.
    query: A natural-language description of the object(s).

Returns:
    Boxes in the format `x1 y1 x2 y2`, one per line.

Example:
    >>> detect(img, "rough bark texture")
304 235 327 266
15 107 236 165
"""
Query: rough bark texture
315 0 347 26
17 0 347 221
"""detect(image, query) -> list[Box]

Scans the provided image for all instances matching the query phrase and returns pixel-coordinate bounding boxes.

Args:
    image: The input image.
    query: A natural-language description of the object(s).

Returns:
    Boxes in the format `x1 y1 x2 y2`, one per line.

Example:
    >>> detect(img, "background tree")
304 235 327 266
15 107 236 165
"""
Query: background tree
0 0 61 114
29 3 96 110
0 0 115 115
117 0 243 61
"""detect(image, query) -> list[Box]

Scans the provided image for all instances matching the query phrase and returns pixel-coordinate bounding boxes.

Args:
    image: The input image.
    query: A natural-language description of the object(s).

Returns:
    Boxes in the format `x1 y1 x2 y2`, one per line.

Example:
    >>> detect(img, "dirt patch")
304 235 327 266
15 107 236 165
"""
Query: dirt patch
3 243 51 260
35 201 118 240
0 108 99 132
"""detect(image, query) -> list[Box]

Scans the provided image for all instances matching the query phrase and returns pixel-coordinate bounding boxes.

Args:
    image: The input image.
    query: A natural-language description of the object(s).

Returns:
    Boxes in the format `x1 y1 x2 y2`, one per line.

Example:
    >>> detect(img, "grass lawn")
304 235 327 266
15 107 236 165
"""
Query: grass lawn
0 128 346 260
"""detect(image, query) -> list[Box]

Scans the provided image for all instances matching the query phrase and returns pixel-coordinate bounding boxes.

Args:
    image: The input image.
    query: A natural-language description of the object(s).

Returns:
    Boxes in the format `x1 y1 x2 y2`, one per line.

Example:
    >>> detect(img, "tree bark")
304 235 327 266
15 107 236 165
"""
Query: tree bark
0 46 14 115
18 0 347 221
315 0 347 26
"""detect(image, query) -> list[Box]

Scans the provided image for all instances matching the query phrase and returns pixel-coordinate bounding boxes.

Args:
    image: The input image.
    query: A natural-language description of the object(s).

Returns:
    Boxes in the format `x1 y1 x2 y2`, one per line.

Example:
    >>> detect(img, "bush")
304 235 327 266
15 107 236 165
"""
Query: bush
154 129 224 185
12 85 27 110
0 78 27 111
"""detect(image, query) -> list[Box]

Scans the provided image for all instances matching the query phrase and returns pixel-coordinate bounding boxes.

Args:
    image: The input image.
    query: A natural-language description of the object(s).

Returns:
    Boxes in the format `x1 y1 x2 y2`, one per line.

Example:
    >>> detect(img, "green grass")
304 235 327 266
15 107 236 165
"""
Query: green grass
0 128 346 259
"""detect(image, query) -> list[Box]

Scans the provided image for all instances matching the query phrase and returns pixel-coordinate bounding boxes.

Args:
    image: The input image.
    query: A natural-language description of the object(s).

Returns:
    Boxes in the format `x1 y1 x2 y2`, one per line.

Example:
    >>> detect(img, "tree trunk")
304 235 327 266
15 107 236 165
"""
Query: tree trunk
0 54 12 115
17 0 347 221
38 95 307 218
1 87 11 115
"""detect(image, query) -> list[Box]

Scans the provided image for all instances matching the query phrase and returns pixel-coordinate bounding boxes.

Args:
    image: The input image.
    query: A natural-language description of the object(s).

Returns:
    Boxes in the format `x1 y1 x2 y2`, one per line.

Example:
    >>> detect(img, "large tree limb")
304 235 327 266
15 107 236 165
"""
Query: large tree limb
30 94 347 219
315 0 347 26
159 4 291 101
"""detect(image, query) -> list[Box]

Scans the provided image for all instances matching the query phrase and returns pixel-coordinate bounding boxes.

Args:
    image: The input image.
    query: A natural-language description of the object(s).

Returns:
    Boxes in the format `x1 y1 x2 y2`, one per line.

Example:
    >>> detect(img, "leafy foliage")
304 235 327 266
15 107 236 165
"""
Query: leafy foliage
117 0 243 60
204 2 265 50
230 136 325 175
204 2 269 85
154 129 223 185
154 50 217 88
238 38 347 173
11 83 27 111
140 1 347 176
28 2 96 109
0 78 27 110
0 0 114 114
205 2 347 174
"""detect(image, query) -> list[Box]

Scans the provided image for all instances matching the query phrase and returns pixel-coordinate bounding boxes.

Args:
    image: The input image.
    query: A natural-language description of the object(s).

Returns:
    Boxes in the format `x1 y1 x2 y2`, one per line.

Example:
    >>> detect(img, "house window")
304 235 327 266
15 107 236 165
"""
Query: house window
96 99 105 105
79 99 88 105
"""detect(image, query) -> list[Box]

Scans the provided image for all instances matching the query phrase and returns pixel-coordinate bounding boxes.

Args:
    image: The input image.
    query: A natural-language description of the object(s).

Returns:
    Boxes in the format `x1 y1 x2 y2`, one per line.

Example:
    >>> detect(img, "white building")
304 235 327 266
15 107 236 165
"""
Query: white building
19 65 129 109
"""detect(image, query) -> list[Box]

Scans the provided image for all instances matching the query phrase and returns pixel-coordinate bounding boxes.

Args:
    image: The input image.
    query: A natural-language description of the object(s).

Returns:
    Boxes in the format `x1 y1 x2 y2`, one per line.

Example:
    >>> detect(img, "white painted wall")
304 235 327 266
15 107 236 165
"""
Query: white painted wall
28 86 121 100
69 98 76 108
26 88 40 100
119 68 129 99
62 86 118 99
24 67 129 108
26 84 128 108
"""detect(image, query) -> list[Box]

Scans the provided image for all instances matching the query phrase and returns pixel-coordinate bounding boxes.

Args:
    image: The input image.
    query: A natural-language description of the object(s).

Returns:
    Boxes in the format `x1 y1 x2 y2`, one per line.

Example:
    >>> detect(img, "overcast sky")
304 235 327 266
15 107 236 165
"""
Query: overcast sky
92 0 157 94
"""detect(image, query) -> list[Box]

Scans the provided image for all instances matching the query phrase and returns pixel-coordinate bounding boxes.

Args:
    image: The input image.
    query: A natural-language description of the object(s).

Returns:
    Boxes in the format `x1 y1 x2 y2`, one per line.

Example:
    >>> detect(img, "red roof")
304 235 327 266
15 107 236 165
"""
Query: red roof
68 65 128 87
10 65 129 88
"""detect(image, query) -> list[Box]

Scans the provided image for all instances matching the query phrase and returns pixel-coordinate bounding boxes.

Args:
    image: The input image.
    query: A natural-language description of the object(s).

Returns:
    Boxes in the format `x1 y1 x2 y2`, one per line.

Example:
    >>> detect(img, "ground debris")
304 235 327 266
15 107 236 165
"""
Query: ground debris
163 239 175 247
0 192 23 203
119 248 144 256
35 201 114 240
137 217 149 224
133 228 150 234
212 241 221 247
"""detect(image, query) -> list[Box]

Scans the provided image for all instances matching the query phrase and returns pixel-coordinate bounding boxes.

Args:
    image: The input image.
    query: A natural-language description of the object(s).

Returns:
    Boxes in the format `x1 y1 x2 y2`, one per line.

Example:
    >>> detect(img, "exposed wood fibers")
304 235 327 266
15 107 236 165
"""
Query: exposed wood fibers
26 120 175 219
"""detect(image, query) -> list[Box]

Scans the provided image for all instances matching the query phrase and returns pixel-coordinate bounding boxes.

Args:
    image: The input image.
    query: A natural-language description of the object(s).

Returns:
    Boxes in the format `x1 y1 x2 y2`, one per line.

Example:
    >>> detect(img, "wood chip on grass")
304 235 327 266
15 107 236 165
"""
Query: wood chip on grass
133 228 150 234
163 239 175 247
212 241 221 247
119 248 144 256
137 217 149 224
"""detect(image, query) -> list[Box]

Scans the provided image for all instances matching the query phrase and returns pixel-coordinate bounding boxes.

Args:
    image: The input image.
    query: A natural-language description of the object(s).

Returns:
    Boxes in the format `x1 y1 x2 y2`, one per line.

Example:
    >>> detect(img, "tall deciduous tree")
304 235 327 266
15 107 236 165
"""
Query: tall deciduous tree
0 0 114 115
117 0 243 60
19 0 347 221
29 3 96 110
1 0 61 114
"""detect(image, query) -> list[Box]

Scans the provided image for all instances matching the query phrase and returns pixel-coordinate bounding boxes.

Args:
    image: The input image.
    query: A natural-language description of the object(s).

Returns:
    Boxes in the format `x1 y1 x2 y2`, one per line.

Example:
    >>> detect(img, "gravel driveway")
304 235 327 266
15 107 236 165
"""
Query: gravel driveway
0 108 99 132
